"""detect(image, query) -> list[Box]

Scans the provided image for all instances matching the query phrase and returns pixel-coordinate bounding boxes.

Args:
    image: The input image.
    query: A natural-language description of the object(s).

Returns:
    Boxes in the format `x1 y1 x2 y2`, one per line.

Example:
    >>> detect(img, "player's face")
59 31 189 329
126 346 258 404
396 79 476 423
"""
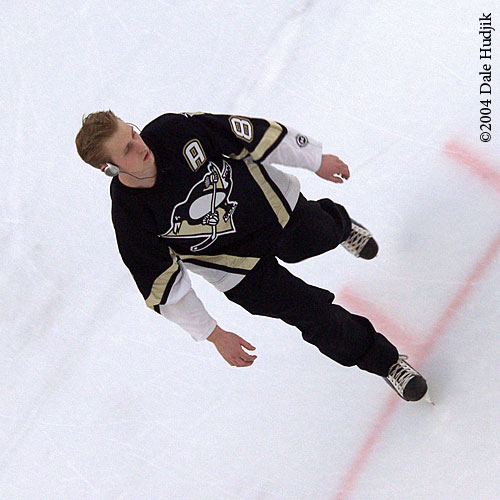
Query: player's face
102 119 155 173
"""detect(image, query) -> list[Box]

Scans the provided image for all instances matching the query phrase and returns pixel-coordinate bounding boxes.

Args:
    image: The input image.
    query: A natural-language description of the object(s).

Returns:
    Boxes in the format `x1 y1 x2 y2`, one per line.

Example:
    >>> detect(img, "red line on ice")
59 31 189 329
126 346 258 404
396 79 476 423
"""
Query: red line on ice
333 141 500 500
339 286 421 354
443 139 500 194
333 231 500 500
415 230 500 362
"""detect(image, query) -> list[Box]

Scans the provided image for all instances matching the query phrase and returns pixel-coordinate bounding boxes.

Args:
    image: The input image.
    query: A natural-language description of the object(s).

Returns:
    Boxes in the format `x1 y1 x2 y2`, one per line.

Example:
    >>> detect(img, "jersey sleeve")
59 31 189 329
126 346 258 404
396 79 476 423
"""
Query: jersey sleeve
159 288 217 341
261 125 323 173
189 112 322 171
112 206 216 340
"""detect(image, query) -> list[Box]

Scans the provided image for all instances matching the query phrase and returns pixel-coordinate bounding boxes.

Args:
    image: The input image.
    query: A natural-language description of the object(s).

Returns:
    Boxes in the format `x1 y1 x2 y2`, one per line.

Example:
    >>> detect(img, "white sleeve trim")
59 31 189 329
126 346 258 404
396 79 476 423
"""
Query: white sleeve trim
159 289 217 342
262 126 322 173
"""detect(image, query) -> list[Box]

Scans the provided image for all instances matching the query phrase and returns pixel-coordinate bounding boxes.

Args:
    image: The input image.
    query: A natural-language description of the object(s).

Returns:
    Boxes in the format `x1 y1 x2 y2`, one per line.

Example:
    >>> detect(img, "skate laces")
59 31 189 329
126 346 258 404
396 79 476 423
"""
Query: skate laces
386 355 419 398
341 222 371 257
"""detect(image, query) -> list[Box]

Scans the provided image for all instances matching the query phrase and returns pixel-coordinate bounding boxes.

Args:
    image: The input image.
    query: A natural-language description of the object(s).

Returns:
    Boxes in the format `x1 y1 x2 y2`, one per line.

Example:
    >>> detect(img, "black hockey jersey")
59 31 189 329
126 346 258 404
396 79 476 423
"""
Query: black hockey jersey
110 112 322 338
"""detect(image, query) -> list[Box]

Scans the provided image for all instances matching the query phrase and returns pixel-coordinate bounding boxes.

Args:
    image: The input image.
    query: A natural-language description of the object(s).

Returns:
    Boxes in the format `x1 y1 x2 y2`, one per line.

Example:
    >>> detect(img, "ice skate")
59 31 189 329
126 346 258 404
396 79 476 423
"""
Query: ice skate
384 355 429 402
341 220 378 259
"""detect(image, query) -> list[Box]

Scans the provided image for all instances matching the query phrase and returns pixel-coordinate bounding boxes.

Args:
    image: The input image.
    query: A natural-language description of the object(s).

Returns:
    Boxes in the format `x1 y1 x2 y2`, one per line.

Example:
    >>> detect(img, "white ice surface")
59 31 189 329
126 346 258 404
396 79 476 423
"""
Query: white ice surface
1 1 500 499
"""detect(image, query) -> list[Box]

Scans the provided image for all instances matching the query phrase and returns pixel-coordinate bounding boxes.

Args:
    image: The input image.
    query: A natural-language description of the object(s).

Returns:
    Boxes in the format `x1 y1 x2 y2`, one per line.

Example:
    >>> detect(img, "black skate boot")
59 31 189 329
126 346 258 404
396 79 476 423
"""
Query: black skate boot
384 355 429 402
341 220 378 259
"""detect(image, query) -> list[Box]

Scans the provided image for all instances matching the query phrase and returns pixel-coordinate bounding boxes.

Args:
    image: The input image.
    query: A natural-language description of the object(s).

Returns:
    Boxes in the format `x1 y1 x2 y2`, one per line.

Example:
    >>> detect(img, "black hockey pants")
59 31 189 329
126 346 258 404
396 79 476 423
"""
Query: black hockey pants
224 194 399 377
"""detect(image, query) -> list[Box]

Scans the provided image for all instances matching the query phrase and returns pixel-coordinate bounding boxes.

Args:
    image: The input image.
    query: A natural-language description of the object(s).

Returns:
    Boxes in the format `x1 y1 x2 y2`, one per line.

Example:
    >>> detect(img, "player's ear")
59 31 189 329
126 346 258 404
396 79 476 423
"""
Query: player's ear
102 163 120 177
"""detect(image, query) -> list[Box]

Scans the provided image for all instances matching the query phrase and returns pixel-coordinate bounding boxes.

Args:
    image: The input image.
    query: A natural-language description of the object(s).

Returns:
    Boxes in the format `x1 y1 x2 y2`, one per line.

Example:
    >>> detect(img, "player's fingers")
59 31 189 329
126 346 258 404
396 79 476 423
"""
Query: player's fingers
240 339 256 351
230 356 243 367
335 161 349 178
236 356 256 367
235 346 257 364
340 164 350 179
239 349 257 363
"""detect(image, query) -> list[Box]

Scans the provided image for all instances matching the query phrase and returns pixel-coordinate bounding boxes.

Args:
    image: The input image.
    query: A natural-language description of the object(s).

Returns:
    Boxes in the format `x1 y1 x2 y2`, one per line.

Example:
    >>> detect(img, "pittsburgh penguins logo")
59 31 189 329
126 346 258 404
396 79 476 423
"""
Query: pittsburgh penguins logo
159 160 238 252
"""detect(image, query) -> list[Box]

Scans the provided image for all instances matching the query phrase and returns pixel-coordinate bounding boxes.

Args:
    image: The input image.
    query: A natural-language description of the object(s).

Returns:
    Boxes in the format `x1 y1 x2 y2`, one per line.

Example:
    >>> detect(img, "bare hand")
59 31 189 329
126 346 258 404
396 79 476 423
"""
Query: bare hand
207 325 257 367
316 154 350 183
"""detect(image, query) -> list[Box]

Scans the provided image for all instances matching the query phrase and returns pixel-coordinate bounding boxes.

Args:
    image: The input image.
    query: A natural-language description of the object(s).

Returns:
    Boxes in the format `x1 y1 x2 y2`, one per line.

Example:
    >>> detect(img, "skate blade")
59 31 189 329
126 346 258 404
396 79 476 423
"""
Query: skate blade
421 389 435 406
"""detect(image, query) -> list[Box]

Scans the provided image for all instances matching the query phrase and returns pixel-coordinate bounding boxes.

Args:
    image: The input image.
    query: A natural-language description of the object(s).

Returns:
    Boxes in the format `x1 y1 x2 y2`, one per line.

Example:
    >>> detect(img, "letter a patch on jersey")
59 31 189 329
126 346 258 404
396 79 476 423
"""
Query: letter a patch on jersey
159 160 238 252
183 139 206 172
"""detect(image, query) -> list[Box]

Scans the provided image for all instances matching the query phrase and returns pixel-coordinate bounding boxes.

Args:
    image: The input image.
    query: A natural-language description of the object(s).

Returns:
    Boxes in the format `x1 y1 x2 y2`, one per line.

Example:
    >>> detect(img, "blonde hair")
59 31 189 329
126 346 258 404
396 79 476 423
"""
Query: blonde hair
75 110 121 168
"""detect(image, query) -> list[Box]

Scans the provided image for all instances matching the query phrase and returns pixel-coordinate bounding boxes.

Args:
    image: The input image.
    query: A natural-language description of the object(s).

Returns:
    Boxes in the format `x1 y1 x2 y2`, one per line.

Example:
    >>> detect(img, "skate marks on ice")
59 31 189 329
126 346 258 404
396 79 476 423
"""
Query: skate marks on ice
335 229 500 500
332 139 500 500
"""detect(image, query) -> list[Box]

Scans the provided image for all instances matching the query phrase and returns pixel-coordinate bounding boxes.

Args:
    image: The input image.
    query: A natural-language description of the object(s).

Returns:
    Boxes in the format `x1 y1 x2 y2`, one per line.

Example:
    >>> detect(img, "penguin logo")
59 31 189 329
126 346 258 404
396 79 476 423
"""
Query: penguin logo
159 160 238 252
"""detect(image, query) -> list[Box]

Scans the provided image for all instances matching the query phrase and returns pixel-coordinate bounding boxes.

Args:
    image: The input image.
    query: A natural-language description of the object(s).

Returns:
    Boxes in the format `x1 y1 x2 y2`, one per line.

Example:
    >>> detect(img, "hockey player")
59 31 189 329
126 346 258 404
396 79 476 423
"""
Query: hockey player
75 111 429 402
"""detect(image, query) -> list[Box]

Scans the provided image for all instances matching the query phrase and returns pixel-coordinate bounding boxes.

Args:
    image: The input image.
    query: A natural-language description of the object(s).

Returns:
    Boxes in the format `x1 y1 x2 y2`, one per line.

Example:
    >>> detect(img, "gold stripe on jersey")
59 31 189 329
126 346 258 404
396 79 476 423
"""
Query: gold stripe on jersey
177 253 260 272
145 249 180 308
229 120 283 163
229 148 250 161
244 158 290 229
251 120 283 162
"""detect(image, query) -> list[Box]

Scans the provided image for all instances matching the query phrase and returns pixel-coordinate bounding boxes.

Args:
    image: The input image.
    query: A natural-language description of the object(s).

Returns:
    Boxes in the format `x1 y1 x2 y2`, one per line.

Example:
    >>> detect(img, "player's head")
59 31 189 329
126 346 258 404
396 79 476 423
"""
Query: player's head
75 111 155 177
75 110 121 169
